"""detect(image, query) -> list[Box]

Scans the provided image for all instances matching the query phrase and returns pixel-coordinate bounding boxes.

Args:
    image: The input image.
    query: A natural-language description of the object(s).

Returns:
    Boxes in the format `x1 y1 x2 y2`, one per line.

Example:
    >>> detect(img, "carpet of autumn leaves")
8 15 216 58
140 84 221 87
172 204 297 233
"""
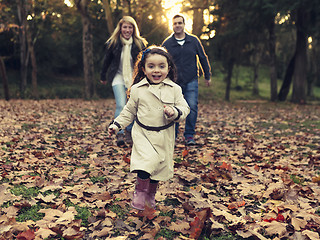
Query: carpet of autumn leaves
0 99 320 240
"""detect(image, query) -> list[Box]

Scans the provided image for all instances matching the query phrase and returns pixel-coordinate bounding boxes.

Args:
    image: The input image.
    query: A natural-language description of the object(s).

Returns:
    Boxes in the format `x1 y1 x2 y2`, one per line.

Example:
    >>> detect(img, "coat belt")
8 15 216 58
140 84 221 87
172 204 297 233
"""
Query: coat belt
135 117 174 131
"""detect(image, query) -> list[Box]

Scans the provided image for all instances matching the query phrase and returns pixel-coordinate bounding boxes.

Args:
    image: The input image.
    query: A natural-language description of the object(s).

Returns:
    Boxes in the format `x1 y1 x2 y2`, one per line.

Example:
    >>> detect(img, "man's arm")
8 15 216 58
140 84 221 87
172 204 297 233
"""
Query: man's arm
195 37 211 81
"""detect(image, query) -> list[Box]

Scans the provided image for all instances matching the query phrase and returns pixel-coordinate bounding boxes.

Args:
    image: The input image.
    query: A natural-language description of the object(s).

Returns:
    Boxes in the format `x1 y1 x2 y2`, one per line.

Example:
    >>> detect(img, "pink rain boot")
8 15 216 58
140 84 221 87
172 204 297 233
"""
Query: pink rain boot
146 182 158 209
131 177 150 210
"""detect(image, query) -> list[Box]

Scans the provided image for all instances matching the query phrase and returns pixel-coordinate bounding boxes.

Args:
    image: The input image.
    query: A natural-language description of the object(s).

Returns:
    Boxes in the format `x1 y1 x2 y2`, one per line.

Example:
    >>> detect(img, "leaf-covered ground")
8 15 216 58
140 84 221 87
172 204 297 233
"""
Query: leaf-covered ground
0 99 320 240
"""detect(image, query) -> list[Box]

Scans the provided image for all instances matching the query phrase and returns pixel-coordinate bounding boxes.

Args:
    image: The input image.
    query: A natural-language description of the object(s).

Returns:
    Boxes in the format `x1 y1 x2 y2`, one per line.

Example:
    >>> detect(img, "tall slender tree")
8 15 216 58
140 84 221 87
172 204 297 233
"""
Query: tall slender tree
0 57 10 100
16 0 29 97
101 0 114 35
75 0 96 99
291 6 307 103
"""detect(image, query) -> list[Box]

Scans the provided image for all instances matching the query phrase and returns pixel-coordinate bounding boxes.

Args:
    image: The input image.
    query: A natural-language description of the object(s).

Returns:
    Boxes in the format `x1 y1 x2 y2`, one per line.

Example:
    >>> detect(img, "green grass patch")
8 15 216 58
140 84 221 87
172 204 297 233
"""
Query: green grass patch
0 177 10 184
205 233 244 240
107 203 130 220
90 176 106 184
43 189 61 197
78 149 89 158
159 209 175 218
21 123 39 131
10 185 40 199
155 228 180 239
301 120 320 130
16 204 45 222
290 174 305 185
198 63 320 102
75 206 92 227
4 141 16 147
2 63 320 101
63 199 92 226
163 198 181 207
174 157 183 163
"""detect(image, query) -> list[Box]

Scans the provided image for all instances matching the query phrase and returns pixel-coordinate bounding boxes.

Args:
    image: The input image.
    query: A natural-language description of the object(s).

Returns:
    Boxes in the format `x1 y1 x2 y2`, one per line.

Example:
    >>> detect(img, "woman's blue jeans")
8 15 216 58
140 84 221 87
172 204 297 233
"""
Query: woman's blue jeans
112 84 133 133
176 79 198 139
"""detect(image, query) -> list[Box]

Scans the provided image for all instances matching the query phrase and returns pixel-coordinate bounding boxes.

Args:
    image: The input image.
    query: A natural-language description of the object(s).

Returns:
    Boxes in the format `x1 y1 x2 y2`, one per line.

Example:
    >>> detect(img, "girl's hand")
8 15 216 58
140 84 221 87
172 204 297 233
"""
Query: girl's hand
108 124 119 136
164 105 174 117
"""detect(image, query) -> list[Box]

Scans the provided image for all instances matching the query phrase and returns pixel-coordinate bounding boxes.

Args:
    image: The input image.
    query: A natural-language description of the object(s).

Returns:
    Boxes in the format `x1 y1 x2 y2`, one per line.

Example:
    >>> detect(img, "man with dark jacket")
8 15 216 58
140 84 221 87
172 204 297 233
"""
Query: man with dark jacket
162 14 212 145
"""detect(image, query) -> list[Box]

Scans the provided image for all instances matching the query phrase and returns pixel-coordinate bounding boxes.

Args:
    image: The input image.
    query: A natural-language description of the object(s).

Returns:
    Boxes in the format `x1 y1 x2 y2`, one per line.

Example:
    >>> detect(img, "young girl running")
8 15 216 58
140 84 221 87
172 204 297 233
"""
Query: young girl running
108 46 190 210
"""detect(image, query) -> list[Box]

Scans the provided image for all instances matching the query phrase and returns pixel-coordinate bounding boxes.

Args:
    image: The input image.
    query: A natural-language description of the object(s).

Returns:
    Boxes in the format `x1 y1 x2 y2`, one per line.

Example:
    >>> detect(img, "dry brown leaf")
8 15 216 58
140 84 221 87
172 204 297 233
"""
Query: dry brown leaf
16 229 35 240
149 221 161 237
36 193 56 203
101 217 113 227
62 226 84 239
291 217 307 231
3 206 19 218
262 221 287 237
55 209 76 224
169 220 190 233
35 228 57 239
302 230 320 240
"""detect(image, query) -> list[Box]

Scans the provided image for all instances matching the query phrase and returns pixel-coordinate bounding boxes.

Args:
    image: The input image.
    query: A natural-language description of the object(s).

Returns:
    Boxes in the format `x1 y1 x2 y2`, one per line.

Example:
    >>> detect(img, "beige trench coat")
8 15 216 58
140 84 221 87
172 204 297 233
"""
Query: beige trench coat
113 78 190 181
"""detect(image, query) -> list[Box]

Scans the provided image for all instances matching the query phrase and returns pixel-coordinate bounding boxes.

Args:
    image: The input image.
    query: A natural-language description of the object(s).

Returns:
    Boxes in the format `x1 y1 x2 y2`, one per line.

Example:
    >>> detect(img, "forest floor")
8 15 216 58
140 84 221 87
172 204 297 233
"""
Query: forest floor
0 99 320 240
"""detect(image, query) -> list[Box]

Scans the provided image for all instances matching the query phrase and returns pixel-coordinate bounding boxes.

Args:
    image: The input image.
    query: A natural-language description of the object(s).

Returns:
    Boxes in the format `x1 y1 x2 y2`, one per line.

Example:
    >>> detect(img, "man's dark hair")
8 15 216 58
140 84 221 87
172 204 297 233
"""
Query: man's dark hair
173 14 185 23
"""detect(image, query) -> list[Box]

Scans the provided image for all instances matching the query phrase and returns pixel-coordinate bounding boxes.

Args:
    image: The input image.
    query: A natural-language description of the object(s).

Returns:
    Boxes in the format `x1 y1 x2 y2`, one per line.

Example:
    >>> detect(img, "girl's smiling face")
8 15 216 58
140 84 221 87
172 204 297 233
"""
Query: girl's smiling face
143 54 169 84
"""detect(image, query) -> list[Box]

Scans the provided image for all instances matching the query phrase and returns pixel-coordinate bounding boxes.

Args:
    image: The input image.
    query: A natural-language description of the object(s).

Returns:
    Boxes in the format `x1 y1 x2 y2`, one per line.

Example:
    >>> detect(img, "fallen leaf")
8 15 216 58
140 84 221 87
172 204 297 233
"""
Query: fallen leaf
35 228 57 239
302 229 320 240
262 221 287 237
291 217 307 231
16 229 35 240
182 149 189 158
169 220 190 234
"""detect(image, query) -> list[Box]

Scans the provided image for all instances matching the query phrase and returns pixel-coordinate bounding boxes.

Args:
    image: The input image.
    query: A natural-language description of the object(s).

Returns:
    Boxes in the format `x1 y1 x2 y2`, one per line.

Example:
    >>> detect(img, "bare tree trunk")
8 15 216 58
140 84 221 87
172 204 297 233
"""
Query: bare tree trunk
268 18 277 101
192 8 204 37
291 7 307 104
252 63 259 96
224 59 234 101
82 16 95 99
278 52 296 101
250 46 262 96
76 0 96 99
101 0 114 35
124 0 131 15
0 57 10 101
307 38 317 98
26 25 38 99
16 0 29 98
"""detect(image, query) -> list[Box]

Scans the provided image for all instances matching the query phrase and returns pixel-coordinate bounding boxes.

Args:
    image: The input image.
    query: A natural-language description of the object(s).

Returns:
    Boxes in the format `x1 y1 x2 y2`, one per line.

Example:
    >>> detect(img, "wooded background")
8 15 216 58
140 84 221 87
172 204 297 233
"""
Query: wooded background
0 0 319 103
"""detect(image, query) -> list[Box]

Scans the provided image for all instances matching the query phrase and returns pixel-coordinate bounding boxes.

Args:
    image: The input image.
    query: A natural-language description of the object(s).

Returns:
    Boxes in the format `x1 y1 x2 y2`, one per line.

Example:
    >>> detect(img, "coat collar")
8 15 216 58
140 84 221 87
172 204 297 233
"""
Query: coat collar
136 78 175 88
135 78 175 100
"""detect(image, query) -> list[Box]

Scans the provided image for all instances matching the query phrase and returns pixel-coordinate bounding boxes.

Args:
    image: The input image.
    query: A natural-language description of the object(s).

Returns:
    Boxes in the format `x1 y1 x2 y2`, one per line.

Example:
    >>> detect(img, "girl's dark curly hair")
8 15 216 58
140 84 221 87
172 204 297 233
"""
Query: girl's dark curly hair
132 45 177 85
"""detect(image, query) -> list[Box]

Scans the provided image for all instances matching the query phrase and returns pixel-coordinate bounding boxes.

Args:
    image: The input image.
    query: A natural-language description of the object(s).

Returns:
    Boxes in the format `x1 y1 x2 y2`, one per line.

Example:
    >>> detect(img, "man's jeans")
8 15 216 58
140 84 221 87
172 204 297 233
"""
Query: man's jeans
112 84 133 133
176 79 198 139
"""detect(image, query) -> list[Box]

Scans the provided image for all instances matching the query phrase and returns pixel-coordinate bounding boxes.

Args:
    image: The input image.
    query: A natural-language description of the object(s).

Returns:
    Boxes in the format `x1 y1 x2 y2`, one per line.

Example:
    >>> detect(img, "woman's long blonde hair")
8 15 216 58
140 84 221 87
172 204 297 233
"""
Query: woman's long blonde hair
107 16 148 50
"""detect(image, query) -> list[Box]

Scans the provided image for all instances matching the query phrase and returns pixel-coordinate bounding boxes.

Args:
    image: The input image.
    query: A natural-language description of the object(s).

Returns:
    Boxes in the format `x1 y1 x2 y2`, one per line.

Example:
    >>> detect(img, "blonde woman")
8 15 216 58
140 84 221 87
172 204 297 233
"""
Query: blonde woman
100 16 148 147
